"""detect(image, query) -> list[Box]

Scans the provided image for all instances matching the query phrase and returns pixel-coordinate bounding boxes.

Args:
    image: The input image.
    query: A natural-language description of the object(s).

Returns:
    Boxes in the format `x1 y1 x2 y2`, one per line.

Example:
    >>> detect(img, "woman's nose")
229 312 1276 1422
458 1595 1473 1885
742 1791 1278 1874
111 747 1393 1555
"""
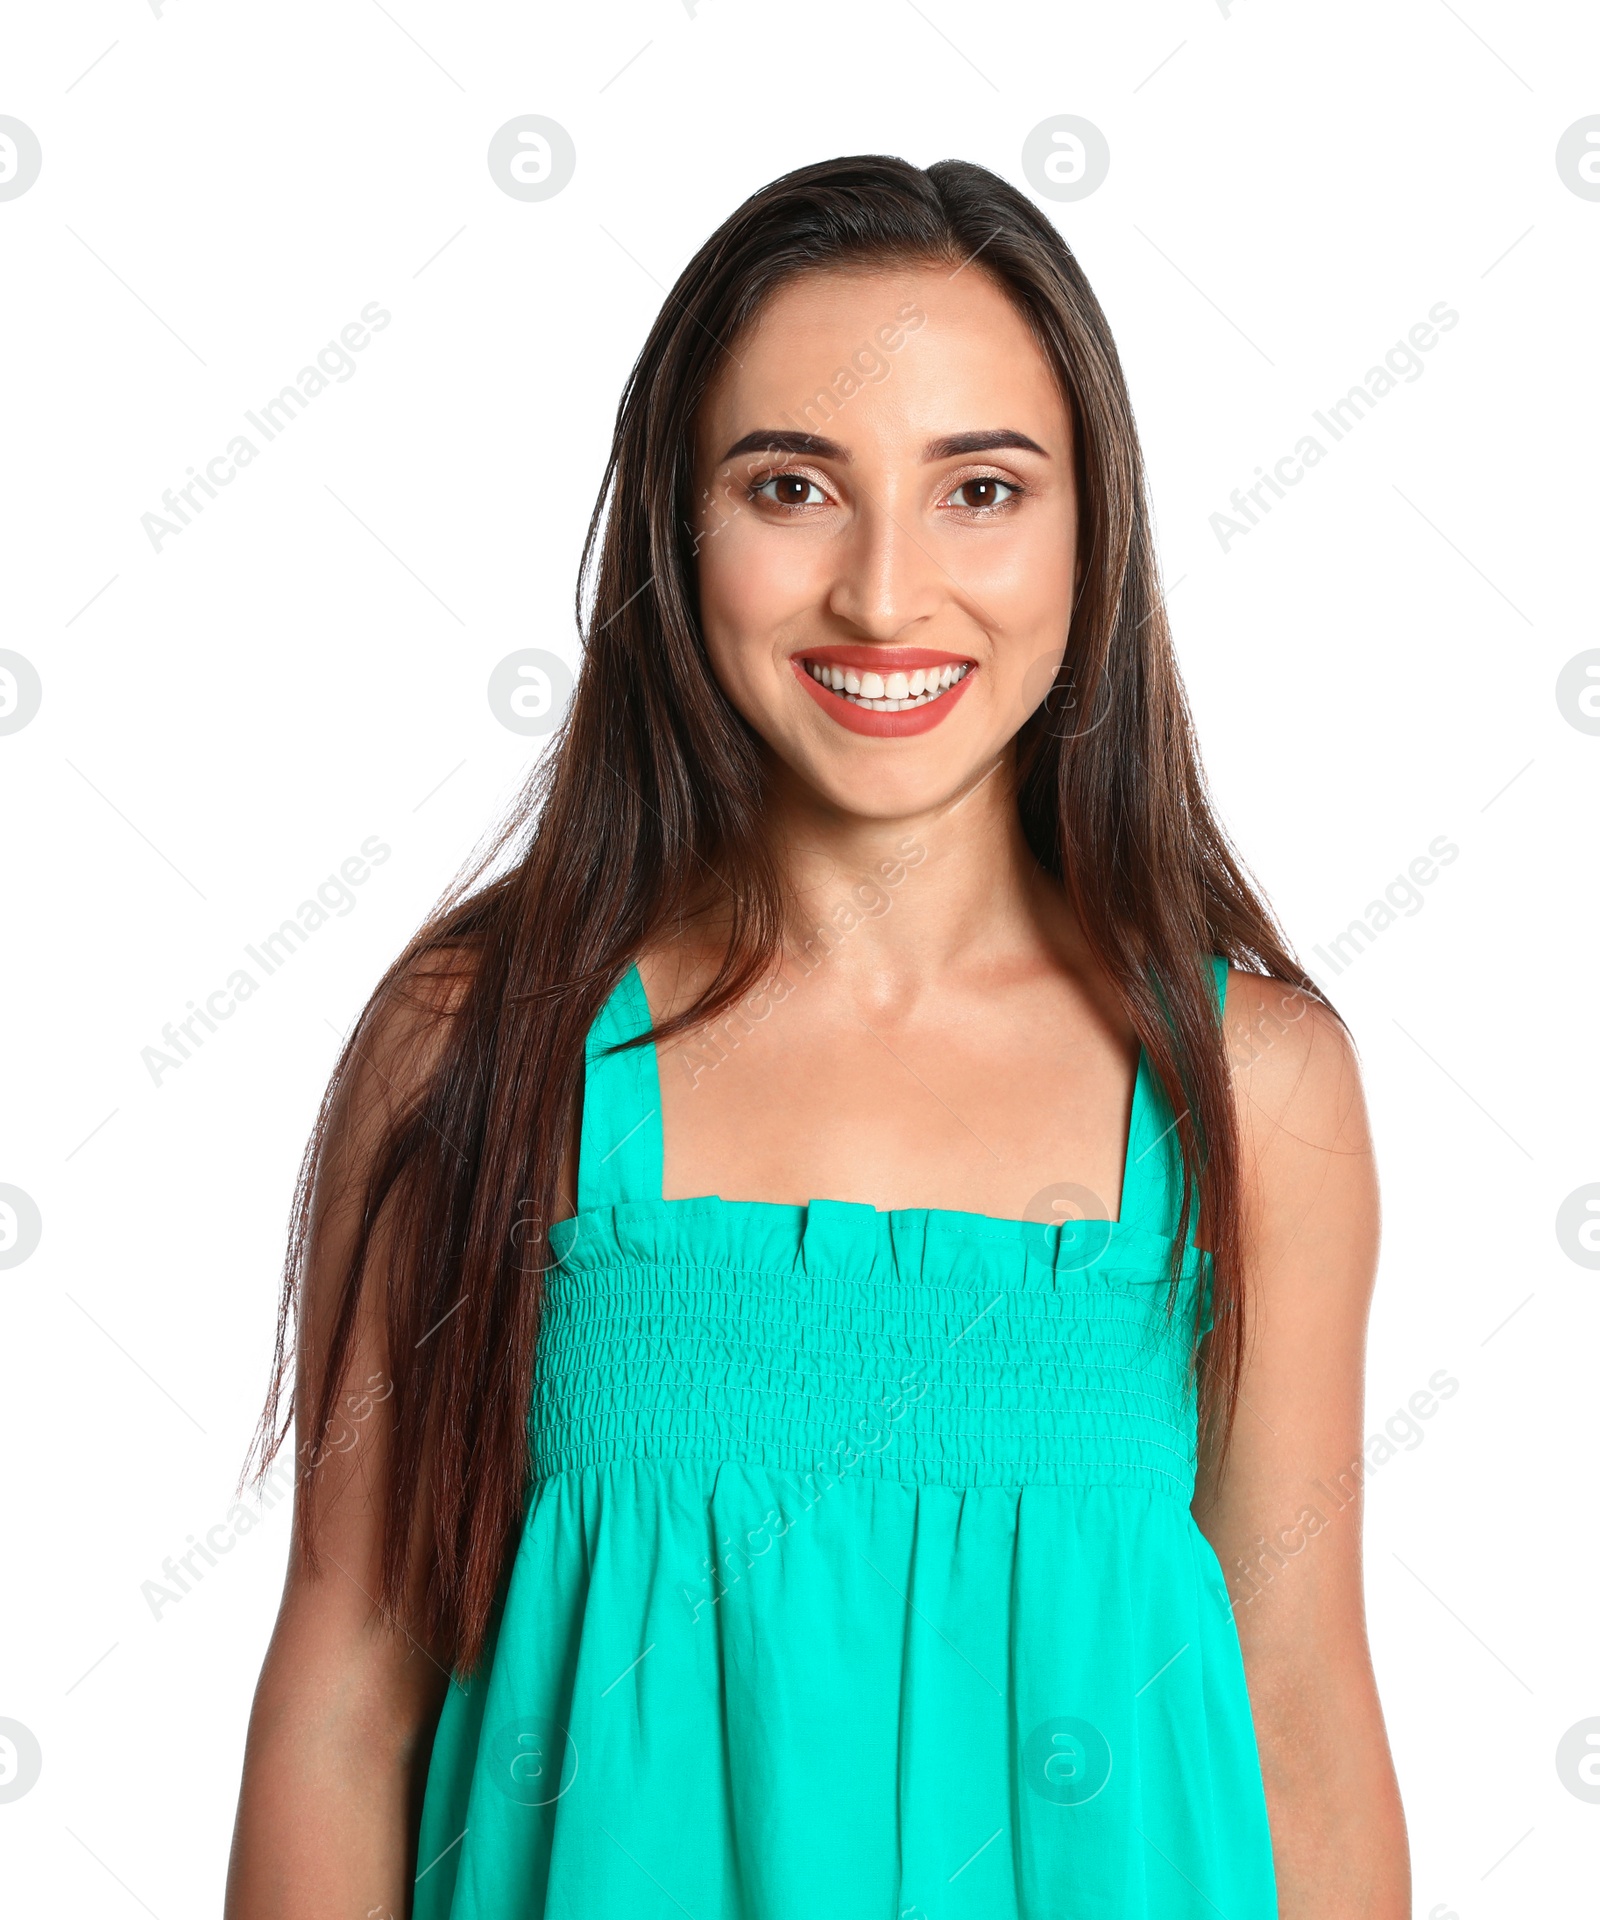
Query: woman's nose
823 492 945 641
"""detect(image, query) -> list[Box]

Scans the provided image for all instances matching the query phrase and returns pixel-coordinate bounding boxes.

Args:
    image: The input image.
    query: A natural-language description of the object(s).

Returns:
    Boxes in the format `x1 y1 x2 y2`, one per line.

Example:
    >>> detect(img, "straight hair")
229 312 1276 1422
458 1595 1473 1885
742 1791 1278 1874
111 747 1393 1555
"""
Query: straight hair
249 153 1333 1675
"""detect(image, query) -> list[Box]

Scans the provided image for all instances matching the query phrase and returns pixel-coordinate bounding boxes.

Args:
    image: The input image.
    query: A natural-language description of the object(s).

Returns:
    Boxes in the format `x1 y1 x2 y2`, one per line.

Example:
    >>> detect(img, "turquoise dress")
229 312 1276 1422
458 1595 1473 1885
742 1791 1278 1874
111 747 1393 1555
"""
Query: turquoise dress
414 957 1277 1918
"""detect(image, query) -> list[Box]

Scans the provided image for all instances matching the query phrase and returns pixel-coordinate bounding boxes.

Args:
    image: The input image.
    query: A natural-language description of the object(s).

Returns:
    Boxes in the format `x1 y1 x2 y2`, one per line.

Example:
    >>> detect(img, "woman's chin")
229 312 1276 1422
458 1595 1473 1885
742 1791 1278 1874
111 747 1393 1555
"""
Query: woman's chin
769 736 1001 827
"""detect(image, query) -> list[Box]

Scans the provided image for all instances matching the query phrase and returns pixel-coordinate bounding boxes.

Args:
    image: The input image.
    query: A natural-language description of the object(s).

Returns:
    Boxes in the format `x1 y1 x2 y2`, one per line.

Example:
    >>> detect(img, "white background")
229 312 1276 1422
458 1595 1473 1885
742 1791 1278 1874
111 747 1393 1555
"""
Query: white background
3 2 1596 1915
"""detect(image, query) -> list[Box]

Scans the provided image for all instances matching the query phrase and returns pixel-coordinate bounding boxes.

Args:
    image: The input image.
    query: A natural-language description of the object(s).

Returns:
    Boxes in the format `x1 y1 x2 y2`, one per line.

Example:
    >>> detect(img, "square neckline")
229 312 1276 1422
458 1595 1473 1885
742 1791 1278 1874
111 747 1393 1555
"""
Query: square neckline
585 960 1172 1236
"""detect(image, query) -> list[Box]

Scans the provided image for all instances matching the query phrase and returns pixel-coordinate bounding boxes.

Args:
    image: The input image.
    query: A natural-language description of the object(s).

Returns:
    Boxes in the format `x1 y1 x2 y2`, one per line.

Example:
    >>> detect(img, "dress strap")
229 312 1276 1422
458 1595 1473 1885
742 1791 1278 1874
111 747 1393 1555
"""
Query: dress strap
575 963 665 1214
1117 954 1230 1237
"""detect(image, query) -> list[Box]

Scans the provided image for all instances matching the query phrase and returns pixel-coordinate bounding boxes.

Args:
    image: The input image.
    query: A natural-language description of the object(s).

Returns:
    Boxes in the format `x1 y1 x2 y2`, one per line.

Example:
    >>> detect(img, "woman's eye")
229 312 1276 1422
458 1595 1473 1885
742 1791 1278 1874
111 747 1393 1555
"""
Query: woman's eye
945 477 1018 511
754 474 827 508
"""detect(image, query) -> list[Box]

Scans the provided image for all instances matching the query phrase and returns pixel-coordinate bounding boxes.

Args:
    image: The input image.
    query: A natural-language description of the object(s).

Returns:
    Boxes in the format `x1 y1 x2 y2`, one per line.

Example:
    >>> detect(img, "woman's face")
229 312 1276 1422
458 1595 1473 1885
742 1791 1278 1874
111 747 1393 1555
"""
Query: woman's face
691 261 1080 821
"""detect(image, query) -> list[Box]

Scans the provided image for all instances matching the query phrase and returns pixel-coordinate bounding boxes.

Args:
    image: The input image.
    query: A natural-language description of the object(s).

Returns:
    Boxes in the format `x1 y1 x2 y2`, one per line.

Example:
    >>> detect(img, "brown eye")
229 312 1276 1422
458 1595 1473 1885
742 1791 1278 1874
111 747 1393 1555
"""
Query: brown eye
947 477 1017 511
754 474 826 508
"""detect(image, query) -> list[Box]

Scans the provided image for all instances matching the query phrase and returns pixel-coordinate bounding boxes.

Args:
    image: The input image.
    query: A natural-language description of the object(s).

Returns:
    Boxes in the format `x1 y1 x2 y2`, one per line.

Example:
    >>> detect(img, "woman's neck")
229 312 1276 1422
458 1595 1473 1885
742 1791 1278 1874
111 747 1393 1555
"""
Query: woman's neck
750 748 1082 1000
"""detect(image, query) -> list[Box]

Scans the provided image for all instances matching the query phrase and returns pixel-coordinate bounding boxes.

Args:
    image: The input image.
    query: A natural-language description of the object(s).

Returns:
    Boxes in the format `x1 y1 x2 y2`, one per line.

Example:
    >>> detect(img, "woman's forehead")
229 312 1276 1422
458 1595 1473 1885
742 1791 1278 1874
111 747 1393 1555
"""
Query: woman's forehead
697 264 1069 461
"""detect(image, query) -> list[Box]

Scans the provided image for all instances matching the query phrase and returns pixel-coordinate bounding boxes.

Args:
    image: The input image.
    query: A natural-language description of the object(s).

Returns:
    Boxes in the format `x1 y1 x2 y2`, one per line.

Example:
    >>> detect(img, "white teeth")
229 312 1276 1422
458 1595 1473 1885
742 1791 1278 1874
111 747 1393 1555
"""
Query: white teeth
803 659 973 711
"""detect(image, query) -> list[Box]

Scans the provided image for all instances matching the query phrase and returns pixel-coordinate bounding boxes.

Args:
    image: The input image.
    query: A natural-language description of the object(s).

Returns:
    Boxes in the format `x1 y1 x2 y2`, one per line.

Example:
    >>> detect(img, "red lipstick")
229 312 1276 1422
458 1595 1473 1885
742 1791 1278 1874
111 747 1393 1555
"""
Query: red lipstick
789 647 979 739
797 644 976 672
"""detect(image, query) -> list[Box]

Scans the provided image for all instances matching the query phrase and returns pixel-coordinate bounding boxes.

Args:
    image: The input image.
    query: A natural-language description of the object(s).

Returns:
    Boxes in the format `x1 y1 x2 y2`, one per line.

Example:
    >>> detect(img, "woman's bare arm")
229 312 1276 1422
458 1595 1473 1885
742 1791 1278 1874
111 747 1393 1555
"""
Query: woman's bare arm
225 969 461 1920
1193 972 1410 1918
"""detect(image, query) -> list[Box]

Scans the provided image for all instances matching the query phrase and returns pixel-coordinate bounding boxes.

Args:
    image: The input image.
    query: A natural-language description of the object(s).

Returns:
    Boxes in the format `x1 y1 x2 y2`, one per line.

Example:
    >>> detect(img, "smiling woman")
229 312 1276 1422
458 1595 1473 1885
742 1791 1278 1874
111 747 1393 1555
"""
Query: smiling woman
226 156 1410 1920
693 266 1077 771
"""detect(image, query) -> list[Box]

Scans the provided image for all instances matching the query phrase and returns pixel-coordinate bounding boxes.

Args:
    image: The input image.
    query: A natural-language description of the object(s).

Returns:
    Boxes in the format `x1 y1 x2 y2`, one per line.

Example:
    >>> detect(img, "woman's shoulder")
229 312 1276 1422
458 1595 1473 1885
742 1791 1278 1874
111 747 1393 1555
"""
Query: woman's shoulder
1216 964 1357 1092
1216 963 1375 1242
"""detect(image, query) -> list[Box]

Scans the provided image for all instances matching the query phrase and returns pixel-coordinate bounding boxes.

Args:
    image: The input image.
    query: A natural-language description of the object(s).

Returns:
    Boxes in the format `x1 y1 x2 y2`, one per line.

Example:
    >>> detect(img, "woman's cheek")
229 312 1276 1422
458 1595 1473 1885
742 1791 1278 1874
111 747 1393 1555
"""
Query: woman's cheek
697 605 782 736
699 543 818 689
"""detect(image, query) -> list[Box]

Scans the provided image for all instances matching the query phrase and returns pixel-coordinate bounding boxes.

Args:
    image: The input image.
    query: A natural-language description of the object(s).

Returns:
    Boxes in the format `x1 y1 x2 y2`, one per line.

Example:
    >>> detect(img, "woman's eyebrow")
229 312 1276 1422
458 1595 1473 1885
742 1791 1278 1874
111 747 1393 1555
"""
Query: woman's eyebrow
922 429 1048 460
720 429 846 462
718 426 1049 464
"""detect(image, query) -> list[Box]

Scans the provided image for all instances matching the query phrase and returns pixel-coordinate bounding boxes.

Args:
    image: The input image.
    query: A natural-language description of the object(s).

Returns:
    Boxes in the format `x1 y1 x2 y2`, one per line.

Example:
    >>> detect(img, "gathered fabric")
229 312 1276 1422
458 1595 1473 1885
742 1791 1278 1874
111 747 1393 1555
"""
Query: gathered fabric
414 957 1278 1918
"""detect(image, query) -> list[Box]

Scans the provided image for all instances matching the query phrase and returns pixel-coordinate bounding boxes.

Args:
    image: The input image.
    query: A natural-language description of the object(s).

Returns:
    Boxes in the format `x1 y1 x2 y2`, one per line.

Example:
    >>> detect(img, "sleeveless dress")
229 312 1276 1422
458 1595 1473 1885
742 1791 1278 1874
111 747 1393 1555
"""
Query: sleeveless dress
414 956 1278 1919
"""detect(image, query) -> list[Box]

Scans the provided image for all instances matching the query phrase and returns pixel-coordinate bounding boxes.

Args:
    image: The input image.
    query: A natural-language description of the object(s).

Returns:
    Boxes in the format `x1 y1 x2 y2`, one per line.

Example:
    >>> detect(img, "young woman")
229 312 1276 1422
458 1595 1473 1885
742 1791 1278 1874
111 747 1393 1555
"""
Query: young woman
226 155 1409 1918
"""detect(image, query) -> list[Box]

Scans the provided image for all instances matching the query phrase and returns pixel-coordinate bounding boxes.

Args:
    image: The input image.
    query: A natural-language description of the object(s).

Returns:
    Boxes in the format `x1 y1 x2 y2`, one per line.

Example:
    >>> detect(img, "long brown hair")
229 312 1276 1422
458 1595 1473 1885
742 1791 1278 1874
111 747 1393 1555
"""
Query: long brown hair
249 153 1330 1675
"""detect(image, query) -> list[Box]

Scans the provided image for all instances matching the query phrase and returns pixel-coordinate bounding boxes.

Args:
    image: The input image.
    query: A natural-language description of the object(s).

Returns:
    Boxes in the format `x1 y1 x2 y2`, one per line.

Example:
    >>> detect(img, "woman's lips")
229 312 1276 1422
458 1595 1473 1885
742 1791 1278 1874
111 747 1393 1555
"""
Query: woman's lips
789 649 978 738
797 644 976 672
